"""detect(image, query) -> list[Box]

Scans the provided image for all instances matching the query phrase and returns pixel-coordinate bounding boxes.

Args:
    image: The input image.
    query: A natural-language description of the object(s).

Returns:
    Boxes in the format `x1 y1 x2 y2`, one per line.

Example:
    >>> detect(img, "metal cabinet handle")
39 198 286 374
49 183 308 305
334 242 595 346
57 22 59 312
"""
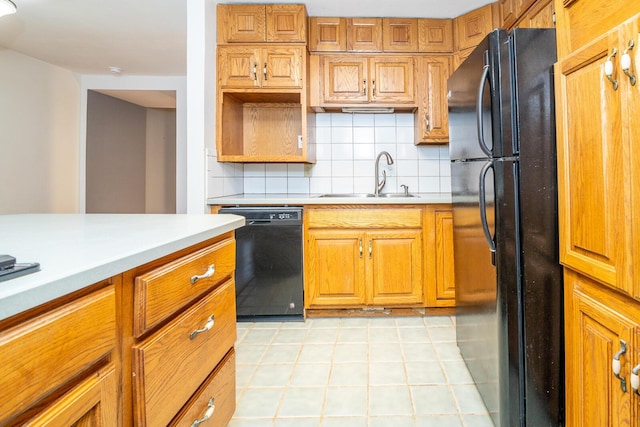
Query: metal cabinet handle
476 63 492 157
372 80 376 97
190 314 215 340
191 397 215 427
191 264 215 284
604 48 619 90
368 240 372 259
622 40 636 85
359 238 363 258
478 161 496 259
263 63 267 80
424 113 430 130
631 362 640 396
363 80 367 96
252 63 257 81
612 339 627 392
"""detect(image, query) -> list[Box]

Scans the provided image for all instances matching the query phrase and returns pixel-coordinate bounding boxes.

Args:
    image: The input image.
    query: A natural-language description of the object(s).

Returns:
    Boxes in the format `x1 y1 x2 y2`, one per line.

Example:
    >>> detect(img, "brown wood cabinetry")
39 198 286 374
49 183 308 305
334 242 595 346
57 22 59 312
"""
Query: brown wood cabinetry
305 206 424 308
418 19 454 53
555 2 640 424
218 4 307 43
309 17 346 52
454 4 496 51
316 55 415 107
517 0 555 28
425 207 456 307
218 45 303 89
0 283 117 426
347 18 383 52
415 56 451 144
382 18 419 52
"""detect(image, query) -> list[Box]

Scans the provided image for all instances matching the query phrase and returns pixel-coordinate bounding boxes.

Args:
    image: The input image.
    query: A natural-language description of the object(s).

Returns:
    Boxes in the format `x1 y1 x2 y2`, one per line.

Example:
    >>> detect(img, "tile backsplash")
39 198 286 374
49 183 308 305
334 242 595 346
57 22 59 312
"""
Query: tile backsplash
207 113 451 197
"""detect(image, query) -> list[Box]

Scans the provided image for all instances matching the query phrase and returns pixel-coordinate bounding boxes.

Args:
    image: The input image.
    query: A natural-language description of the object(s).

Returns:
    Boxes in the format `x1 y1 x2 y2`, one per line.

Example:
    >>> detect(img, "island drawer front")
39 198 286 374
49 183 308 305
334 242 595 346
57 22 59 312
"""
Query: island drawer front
133 235 235 336
0 285 116 422
169 349 236 427
132 279 237 427
307 207 423 229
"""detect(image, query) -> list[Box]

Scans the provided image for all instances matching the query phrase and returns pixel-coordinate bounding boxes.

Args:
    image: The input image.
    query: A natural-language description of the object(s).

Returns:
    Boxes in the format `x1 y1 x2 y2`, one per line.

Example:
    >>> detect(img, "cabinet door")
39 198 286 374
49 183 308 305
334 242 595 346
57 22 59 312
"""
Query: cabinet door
565 271 635 427
418 19 454 53
217 46 261 89
382 18 419 52
434 210 456 306
500 0 518 28
306 230 366 307
455 4 495 50
629 18 640 301
309 17 346 52
261 47 303 88
265 4 306 43
515 0 536 17
518 0 554 28
369 57 415 104
23 365 117 426
367 229 423 305
555 30 632 295
217 4 265 43
415 56 450 144
346 18 383 52
322 55 369 103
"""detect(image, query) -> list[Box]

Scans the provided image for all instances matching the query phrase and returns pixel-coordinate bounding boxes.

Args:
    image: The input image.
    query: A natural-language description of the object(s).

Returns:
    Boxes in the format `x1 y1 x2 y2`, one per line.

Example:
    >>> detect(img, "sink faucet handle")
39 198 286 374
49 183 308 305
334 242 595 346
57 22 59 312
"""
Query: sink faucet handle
400 184 409 196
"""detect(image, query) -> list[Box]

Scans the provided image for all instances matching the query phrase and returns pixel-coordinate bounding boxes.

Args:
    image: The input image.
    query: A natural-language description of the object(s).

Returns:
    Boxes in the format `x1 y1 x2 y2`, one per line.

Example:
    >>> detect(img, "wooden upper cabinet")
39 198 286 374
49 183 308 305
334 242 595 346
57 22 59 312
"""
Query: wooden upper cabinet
309 17 346 51
415 56 451 144
266 4 307 42
554 0 640 58
218 45 303 89
347 18 383 52
517 0 555 28
382 18 419 52
217 4 307 44
516 0 537 16
500 0 518 28
418 19 454 53
455 4 496 51
321 55 415 105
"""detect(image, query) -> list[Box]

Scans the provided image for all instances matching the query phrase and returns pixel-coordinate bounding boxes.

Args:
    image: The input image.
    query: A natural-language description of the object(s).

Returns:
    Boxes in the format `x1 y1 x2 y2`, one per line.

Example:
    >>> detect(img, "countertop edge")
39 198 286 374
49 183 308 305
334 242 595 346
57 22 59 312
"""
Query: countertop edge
207 193 452 206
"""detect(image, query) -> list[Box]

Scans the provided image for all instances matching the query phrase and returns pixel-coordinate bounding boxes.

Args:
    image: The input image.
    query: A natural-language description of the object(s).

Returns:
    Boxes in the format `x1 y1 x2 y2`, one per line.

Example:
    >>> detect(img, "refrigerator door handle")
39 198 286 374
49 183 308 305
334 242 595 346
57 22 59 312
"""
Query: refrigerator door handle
479 161 496 261
476 64 492 157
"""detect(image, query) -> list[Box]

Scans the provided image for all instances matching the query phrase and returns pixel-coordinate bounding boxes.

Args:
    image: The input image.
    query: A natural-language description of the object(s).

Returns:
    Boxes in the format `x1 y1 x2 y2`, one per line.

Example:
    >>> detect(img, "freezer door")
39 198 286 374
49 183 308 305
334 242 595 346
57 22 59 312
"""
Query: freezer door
452 159 499 422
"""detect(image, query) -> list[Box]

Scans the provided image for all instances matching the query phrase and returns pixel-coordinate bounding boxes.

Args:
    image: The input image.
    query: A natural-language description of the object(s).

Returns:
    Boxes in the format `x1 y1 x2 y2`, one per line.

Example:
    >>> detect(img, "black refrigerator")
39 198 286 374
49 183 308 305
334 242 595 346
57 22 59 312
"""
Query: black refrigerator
448 29 563 426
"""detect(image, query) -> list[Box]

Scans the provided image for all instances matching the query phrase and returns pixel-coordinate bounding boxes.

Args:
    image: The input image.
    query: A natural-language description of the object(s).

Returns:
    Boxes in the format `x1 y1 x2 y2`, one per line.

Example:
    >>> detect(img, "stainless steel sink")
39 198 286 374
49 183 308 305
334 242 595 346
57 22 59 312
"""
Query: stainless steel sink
316 193 375 198
376 193 417 198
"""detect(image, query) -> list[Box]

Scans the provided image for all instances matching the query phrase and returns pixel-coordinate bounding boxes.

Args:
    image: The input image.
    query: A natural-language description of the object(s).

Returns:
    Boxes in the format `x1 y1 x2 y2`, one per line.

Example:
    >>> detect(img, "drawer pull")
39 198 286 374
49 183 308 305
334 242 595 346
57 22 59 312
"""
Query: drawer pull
191 264 216 284
190 315 215 340
612 339 628 392
191 397 215 427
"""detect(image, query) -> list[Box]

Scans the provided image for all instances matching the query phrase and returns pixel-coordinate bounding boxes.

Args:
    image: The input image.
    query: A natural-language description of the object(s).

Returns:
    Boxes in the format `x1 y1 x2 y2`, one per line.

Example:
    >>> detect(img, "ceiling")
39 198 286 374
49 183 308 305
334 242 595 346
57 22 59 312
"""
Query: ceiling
0 0 494 76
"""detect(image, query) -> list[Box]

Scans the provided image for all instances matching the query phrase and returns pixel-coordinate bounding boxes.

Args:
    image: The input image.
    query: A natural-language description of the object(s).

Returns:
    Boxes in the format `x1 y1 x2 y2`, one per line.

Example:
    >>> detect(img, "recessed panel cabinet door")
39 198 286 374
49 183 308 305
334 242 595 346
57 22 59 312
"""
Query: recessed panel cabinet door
306 230 367 307
564 270 635 427
262 47 303 88
367 229 423 305
218 46 260 88
370 57 415 104
322 56 368 103
218 4 266 43
555 30 632 295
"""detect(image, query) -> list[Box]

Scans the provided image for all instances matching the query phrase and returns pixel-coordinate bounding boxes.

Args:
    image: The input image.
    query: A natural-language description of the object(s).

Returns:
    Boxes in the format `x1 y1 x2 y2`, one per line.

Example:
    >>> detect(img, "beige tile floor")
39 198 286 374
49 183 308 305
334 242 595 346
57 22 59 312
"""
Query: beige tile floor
229 316 493 427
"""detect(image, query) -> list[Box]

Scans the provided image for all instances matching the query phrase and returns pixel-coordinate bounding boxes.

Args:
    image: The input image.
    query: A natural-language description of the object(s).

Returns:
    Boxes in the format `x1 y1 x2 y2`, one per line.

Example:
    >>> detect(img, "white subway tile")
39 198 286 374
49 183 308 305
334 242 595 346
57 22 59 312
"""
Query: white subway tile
354 160 374 177
353 114 374 126
244 177 266 193
353 127 375 143
207 177 224 198
396 113 415 127
419 176 441 193
316 127 332 144
332 144 354 160
440 177 452 193
288 177 310 193
419 159 441 177
287 164 306 177
353 177 372 193
315 143 332 160
331 113 353 127
417 146 441 159
374 144 397 159
208 158 225 176
374 127 396 143
439 159 451 177
244 163 266 177
224 177 244 195
265 177 287 193
266 163 288 176
310 177 332 194
331 160 354 177
354 144 375 161
396 127 415 144
439 145 451 158
374 114 396 126
331 127 353 143
309 161 332 177
396 159 419 176
316 113 332 127
331 177 354 193
379 176 397 193
397 143 419 160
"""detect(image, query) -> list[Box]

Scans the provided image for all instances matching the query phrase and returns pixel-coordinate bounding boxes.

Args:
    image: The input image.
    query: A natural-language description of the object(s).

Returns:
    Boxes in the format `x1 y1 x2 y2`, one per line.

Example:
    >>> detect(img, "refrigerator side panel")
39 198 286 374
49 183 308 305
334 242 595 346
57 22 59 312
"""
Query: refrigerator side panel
512 28 564 426
452 159 499 424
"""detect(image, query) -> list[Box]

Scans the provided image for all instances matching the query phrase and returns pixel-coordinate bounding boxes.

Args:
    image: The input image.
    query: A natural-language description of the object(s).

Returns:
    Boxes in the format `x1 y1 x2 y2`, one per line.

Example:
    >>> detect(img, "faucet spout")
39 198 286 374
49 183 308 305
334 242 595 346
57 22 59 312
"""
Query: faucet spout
374 151 394 197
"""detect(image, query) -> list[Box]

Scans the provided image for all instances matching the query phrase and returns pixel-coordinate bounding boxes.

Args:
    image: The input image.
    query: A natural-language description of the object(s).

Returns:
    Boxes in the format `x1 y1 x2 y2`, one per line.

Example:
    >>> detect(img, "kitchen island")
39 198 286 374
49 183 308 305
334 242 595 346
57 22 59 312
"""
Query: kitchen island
0 214 244 426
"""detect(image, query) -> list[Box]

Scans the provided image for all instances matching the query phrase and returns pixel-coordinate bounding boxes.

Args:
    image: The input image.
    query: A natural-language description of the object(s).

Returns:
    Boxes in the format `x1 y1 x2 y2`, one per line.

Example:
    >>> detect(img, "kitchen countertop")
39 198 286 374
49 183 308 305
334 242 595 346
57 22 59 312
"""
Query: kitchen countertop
207 192 452 206
0 214 245 321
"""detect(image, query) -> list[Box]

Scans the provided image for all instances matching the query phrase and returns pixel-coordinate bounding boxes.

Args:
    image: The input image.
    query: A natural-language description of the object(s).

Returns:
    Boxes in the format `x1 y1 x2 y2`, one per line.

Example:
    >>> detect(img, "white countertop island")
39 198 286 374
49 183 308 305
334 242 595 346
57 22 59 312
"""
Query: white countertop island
0 214 245 321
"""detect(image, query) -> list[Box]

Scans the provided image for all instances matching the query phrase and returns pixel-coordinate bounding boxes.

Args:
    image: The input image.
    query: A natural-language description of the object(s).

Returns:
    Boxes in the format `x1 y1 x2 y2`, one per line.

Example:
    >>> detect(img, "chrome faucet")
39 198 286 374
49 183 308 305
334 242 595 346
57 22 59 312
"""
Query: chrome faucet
374 151 394 197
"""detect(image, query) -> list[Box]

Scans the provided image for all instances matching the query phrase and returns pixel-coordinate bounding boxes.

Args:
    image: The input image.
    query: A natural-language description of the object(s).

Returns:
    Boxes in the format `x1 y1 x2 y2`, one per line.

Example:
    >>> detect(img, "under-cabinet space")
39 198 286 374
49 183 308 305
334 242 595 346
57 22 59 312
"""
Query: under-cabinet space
217 91 315 163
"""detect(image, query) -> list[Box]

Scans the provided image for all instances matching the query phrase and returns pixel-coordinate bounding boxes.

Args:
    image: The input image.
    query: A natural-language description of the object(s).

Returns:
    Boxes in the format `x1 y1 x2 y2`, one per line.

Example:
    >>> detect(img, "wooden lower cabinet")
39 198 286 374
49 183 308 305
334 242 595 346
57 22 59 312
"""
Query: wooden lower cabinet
426 207 456 307
564 268 640 427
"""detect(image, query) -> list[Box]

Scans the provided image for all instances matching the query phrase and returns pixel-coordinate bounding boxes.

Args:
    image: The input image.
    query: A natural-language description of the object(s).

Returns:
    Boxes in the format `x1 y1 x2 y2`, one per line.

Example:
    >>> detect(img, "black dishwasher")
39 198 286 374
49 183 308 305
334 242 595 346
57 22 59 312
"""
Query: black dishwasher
219 207 303 321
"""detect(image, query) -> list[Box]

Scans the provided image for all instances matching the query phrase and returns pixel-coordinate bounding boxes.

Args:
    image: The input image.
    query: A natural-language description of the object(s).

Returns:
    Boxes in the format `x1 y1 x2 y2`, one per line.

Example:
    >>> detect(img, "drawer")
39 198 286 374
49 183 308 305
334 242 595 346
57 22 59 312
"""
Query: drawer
133 236 235 336
169 350 236 427
0 285 116 422
307 207 423 229
132 279 237 427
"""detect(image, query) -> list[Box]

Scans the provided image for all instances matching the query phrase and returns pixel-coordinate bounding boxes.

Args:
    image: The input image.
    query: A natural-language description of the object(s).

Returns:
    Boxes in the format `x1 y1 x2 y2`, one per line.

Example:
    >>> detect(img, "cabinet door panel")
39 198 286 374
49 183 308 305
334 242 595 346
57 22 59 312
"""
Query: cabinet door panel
309 17 346 52
370 57 415 104
306 230 366 307
555 33 632 294
435 210 456 304
628 18 640 300
565 271 635 427
382 18 419 52
322 56 368 103
368 230 423 305
455 4 494 50
347 18 383 52
218 4 266 43
416 56 450 143
218 47 260 88
266 4 306 43
262 47 303 88
418 19 454 53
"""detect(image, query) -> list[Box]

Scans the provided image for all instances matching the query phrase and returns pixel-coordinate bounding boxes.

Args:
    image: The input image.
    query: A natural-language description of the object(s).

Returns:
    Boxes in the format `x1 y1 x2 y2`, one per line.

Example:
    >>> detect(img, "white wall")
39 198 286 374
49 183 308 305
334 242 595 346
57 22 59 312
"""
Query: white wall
0 50 80 214
146 108 177 213
206 113 451 196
